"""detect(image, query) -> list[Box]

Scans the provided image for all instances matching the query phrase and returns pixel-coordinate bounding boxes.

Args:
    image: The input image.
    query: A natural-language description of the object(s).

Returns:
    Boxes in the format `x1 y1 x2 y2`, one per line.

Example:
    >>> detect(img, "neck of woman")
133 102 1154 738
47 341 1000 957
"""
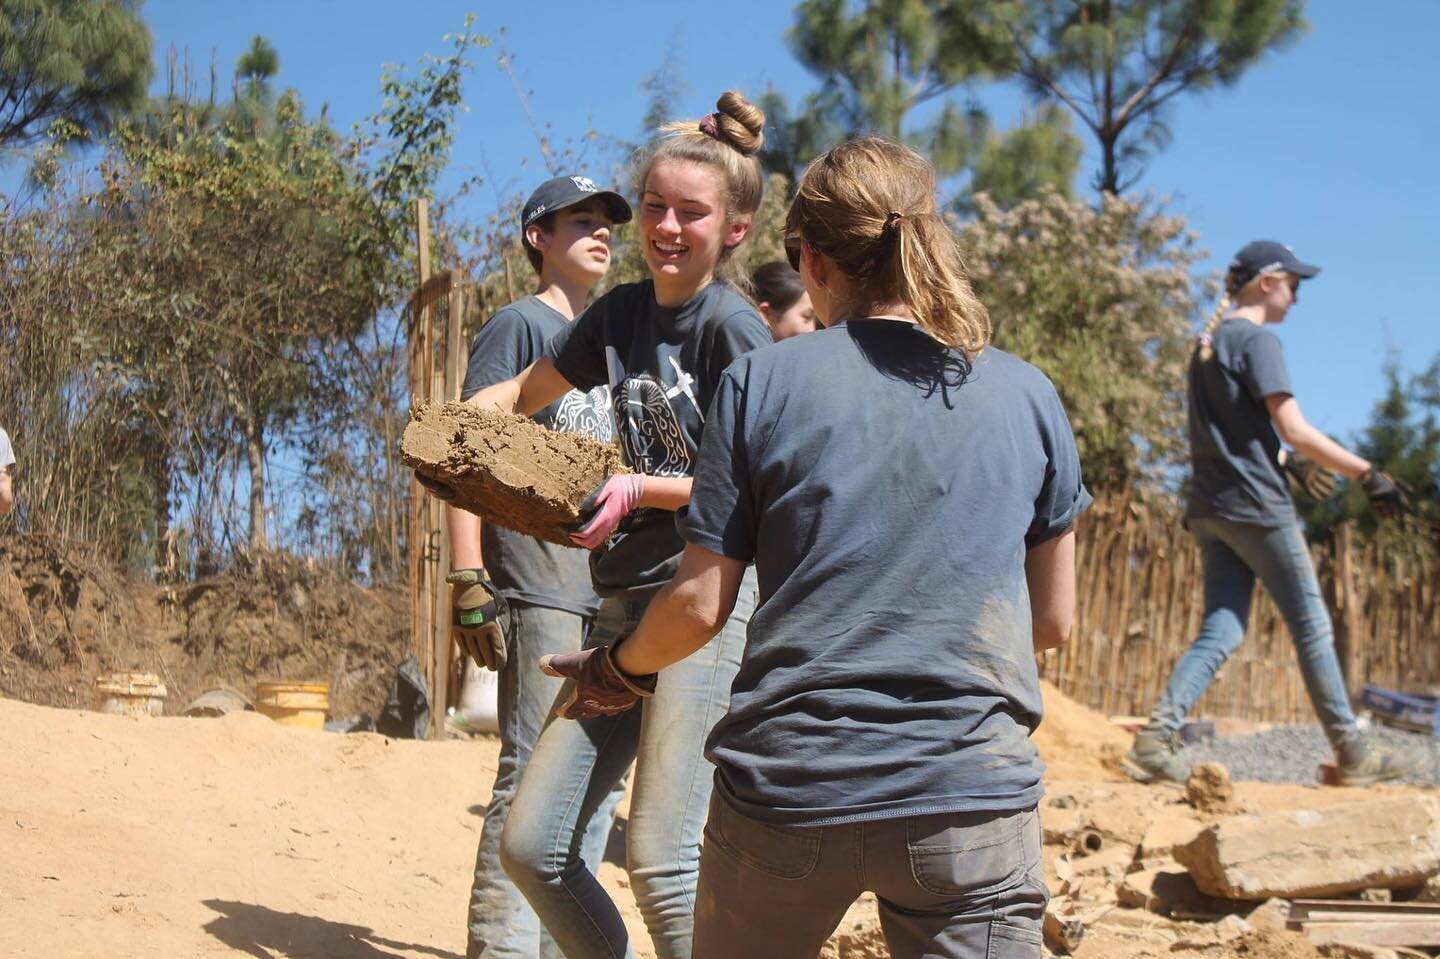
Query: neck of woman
1226 303 1269 326
652 271 715 308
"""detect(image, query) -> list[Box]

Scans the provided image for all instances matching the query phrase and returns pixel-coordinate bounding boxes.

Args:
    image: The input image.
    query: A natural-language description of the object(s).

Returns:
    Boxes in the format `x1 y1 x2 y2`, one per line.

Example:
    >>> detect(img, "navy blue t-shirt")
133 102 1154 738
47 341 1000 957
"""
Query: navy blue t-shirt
547 279 772 598
677 321 1091 826
461 296 610 616
1186 318 1295 526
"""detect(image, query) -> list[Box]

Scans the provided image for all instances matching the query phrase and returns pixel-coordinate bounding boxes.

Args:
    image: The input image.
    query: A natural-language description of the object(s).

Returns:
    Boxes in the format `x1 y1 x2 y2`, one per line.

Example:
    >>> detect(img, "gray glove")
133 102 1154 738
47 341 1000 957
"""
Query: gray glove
448 568 510 670
1360 468 1411 520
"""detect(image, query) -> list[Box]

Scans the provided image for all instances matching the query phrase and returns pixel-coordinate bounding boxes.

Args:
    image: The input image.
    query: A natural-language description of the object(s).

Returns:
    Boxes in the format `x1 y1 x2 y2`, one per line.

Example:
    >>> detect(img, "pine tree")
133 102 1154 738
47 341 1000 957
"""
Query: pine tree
0 0 152 150
950 0 1307 194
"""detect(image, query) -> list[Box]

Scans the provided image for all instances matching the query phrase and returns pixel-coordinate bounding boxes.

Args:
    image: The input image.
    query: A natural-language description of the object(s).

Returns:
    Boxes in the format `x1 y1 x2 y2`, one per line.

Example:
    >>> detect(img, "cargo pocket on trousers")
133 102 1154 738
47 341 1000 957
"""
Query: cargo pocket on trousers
906 808 1038 898
987 913 1044 959
705 797 822 880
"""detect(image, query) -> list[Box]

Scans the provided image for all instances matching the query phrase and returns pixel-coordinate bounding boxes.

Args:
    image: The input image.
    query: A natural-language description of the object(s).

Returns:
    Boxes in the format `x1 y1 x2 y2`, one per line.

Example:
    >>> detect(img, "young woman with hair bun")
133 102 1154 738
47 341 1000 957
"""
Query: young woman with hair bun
468 91 773 959
544 135 1091 957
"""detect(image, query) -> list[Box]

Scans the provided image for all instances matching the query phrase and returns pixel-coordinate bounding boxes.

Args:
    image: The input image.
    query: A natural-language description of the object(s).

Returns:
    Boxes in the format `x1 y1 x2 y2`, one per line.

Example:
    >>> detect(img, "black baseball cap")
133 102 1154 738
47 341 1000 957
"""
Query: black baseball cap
1229 240 1321 288
521 175 631 231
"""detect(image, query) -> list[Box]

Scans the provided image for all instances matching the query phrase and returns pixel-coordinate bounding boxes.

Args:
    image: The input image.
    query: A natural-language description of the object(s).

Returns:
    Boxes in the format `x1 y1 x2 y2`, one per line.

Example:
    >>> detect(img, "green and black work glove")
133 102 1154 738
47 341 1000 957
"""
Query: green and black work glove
1359 468 1411 520
447 568 510 671
1279 450 1336 500
539 644 656 719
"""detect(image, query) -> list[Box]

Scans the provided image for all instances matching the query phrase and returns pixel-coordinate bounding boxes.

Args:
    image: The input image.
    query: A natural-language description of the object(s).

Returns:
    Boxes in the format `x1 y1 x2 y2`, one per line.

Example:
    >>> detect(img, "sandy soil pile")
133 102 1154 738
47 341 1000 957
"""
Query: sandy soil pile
6 678 1417 959
0 535 408 718
403 401 629 545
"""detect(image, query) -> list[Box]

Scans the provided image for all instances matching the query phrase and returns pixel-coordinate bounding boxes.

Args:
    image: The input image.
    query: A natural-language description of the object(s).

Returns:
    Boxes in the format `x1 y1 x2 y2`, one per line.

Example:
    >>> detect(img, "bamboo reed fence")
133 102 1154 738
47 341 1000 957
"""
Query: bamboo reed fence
1043 496 1440 724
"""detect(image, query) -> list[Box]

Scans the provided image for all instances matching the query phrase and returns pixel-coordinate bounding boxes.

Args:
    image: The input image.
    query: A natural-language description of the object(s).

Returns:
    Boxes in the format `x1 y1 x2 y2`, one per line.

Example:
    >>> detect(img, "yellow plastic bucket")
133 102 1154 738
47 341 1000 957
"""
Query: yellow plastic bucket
254 681 329 730
94 672 167 718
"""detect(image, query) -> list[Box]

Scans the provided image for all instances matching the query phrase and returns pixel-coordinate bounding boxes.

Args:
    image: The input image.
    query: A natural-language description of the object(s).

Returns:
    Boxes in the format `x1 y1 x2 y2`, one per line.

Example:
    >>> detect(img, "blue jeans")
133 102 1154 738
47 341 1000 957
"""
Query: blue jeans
694 791 1046 959
1152 516 1358 747
501 569 756 959
467 603 625 959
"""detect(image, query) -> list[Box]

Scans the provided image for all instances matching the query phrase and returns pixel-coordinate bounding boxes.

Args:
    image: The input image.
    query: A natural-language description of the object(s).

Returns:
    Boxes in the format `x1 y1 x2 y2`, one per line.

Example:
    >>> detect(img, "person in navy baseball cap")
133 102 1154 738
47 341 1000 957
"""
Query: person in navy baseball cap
1227 239 1320 291
1123 236 1418 789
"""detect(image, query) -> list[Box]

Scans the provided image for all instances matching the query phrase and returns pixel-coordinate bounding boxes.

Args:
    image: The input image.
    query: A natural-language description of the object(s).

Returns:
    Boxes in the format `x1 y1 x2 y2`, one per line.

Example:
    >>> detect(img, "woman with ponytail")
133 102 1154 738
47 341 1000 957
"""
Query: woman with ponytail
544 135 1090 957
468 91 773 959
1123 241 1418 787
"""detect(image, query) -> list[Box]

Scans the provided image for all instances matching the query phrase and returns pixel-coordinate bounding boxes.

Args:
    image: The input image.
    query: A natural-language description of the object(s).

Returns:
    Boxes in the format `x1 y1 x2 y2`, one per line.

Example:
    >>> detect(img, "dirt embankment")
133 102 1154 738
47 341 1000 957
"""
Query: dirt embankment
0 534 408 718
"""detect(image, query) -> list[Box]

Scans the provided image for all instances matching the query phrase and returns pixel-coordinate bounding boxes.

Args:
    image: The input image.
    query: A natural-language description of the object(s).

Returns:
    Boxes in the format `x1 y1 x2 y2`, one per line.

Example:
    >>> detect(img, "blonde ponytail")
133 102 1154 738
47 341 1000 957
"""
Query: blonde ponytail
1196 267 1246 361
785 136 990 352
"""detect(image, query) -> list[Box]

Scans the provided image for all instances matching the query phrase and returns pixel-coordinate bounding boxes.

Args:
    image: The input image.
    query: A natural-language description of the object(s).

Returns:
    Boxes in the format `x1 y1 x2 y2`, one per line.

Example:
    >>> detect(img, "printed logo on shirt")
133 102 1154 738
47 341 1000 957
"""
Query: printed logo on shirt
613 373 690 477
552 386 614 444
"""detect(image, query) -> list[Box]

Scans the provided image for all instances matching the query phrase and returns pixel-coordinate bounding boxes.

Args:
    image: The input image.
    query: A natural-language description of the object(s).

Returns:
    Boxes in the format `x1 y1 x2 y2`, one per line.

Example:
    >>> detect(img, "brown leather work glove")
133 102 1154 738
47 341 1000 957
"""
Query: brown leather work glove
1280 450 1336 500
448 568 510 670
539 645 657 720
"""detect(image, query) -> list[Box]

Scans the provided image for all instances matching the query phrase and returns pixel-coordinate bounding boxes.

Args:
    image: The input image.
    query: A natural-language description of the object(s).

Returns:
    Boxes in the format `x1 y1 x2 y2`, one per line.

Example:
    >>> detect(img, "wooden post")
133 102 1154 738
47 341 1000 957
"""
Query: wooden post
412 198 439 736
1333 522 1361 703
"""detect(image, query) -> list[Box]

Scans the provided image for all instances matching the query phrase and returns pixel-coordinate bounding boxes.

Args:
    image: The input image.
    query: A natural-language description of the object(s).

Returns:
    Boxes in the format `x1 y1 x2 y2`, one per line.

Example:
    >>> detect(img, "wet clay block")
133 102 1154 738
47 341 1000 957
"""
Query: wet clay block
402 401 629 545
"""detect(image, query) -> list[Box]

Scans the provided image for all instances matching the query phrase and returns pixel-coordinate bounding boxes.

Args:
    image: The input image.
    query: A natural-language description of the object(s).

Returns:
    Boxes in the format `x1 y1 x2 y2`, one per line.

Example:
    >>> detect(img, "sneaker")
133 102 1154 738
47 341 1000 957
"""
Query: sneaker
1336 736 1425 786
1121 725 1193 784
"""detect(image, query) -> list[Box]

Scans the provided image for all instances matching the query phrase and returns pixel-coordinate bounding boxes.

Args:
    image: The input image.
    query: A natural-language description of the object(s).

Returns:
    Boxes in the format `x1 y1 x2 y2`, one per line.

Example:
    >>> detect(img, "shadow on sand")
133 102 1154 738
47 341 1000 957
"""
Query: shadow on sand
202 899 462 959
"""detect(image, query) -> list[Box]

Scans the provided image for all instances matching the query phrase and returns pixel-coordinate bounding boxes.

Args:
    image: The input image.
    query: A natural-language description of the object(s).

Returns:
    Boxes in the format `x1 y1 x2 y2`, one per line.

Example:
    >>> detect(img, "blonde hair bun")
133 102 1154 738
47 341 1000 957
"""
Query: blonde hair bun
714 90 764 157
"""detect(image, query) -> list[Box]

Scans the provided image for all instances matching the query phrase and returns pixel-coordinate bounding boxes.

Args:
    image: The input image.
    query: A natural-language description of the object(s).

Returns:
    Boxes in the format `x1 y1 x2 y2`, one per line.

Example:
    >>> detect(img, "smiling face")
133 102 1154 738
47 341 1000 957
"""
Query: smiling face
527 199 615 284
638 159 749 304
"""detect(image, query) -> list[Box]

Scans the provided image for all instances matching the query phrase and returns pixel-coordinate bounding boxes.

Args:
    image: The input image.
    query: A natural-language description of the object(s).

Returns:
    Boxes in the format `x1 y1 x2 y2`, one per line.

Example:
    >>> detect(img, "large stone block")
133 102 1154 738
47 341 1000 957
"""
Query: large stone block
401 401 629 545
1175 797 1440 900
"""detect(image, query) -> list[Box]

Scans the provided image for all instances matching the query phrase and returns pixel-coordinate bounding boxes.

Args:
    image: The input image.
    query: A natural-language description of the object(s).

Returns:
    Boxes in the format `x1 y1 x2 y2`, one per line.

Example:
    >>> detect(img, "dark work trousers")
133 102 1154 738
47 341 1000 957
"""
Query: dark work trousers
693 789 1046 959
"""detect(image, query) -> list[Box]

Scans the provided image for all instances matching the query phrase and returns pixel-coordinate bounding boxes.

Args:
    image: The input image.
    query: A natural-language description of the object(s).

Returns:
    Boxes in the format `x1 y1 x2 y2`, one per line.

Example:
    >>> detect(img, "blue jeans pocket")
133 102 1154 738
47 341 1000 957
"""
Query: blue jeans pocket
705 797 821 880
906 808 1038 898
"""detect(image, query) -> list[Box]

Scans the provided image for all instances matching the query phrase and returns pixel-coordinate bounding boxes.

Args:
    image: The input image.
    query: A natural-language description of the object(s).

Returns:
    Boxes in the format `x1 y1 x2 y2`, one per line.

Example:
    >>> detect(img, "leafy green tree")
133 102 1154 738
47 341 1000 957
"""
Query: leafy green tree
951 0 1307 194
0 0 152 150
780 0 1080 205
958 190 1206 491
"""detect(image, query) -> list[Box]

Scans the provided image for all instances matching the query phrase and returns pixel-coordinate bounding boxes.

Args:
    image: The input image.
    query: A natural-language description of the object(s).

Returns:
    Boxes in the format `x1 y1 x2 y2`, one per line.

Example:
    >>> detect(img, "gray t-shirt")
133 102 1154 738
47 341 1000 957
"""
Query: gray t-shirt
461 296 609 617
0 427 13 470
547 279 772 598
1186 318 1294 526
677 321 1092 826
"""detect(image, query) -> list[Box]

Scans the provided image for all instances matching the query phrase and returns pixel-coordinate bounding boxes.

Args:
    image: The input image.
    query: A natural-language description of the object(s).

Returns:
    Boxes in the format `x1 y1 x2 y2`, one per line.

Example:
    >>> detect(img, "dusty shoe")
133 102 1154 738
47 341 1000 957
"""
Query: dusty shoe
1121 726 1192 784
1337 736 1425 786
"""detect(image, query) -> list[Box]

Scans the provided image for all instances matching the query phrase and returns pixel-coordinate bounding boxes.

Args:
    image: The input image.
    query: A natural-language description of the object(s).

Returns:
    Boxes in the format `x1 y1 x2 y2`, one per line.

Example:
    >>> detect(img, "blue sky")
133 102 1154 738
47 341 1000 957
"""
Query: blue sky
82 1 1440 440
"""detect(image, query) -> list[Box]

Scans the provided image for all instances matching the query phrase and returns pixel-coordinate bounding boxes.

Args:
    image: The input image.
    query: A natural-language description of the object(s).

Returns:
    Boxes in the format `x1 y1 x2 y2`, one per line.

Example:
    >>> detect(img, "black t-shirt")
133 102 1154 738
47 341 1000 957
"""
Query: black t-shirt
461 296 610 616
547 279 772 597
677 322 1091 826
1186 318 1295 526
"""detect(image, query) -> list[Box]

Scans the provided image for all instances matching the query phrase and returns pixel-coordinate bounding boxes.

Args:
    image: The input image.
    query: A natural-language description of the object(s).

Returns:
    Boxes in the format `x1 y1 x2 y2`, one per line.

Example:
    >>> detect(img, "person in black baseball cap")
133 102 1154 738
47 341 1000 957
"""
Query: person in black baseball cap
519 174 631 272
1123 238 1419 788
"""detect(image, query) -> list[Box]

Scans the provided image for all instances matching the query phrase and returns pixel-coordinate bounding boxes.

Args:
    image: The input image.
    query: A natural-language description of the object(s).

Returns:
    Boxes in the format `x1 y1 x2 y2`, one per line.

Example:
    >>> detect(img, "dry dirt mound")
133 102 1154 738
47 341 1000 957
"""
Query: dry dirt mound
1036 678 1133 781
0 535 407 719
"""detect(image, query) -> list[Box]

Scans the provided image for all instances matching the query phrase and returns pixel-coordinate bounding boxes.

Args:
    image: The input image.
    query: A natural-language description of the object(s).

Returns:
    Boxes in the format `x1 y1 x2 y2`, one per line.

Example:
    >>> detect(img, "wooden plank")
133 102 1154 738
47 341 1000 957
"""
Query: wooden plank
1291 900 1440 918
1291 920 1440 948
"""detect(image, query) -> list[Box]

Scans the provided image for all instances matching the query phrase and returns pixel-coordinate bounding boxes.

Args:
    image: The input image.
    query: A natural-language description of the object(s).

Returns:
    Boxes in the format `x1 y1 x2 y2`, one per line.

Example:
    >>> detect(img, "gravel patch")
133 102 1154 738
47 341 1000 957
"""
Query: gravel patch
1182 719 1440 786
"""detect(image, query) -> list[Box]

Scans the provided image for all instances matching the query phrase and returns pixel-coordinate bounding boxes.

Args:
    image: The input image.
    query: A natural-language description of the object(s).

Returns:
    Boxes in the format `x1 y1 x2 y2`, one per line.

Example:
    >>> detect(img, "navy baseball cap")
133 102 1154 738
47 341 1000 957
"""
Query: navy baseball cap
522 175 631 230
1229 240 1320 288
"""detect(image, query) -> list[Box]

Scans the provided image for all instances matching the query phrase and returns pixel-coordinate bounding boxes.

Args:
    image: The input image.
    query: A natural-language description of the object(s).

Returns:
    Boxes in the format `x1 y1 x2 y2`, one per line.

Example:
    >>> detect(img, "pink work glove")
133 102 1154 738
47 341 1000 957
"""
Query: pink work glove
570 474 645 551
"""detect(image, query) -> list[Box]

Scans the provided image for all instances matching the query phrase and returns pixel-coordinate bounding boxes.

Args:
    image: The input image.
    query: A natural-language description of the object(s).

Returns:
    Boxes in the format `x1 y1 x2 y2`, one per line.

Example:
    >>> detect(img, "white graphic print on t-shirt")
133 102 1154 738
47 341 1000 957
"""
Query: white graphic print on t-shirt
552 386 614 444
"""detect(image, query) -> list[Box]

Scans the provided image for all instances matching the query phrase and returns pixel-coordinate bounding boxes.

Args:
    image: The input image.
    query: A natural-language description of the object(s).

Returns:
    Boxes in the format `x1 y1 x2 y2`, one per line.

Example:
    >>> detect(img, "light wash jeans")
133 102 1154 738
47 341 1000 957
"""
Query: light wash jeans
693 791 1046 959
467 603 625 959
500 568 756 959
1152 516 1359 747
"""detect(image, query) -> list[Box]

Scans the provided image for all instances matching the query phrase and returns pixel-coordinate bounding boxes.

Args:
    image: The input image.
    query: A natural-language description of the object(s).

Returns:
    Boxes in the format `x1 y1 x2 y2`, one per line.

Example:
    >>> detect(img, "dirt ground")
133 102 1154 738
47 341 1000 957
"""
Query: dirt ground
0 536 1426 958
6 677 1420 958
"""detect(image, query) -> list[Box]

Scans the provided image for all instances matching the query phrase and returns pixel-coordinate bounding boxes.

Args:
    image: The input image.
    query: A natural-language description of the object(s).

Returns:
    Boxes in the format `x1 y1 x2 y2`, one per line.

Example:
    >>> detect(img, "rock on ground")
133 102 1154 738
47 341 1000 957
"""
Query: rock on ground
1176 796 1440 900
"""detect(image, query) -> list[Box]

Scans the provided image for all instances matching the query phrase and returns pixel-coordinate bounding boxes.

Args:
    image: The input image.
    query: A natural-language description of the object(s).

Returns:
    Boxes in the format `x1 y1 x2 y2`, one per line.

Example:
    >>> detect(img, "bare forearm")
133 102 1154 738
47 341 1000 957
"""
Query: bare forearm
614 581 723 674
638 475 693 511
1288 424 1370 480
447 503 484 569
1026 528 1076 652
0 476 11 515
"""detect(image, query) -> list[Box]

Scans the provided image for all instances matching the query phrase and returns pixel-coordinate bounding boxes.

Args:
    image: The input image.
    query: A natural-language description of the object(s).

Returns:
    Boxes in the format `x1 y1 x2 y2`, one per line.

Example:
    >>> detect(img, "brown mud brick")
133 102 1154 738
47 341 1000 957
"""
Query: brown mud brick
1118 860 1237 917
402 400 630 546
1175 797 1440 901
1186 762 1240 815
